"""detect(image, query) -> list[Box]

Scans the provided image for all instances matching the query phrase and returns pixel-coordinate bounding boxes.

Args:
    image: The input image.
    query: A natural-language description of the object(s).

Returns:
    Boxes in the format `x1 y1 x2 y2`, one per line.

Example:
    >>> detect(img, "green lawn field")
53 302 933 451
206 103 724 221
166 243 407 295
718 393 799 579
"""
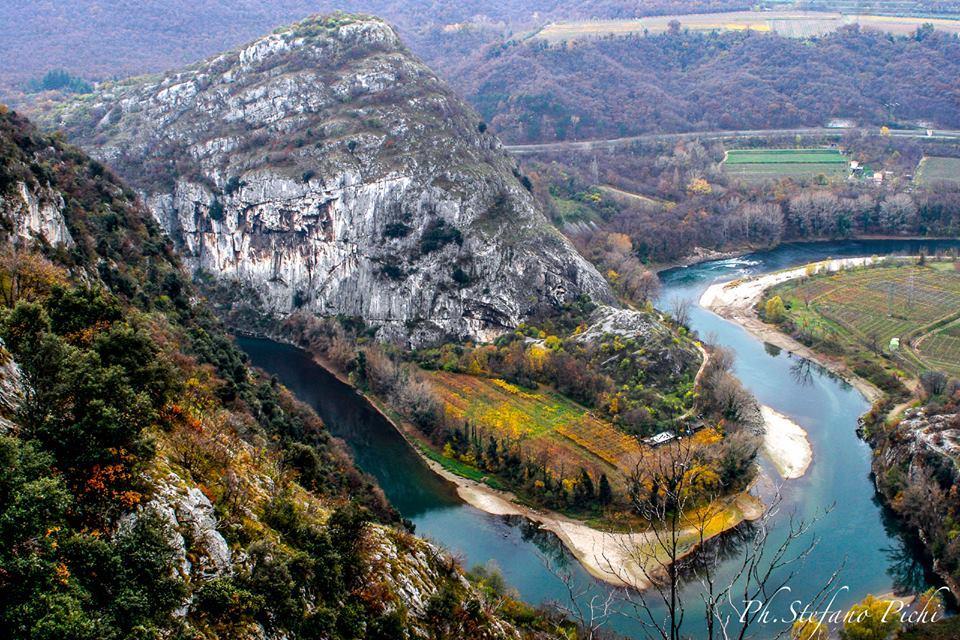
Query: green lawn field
722 148 848 183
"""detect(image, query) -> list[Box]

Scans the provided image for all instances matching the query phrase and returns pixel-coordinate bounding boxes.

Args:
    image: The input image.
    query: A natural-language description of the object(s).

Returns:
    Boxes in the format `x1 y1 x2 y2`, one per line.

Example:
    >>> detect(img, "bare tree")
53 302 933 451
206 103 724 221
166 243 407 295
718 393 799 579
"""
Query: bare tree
670 297 693 328
699 347 755 425
545 559 619 640
551 438 842 640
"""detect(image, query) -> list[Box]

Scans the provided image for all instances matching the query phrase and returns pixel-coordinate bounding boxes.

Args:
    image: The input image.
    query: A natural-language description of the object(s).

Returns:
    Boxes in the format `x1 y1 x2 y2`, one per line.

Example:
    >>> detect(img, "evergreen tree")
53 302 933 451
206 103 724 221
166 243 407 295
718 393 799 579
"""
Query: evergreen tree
598 473 613 506
573 468 595 508
485 436 499 468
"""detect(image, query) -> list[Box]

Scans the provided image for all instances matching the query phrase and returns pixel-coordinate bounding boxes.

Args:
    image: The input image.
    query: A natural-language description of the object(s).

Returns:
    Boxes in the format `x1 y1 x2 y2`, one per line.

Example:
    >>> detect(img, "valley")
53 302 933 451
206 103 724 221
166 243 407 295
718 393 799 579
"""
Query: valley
3 2 960 639
243 240 959 639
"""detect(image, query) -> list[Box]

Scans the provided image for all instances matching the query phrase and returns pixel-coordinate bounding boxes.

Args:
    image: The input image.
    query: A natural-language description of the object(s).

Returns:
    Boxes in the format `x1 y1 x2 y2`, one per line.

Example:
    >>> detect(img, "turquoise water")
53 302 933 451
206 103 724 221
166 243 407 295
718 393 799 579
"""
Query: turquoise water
238 239 959 638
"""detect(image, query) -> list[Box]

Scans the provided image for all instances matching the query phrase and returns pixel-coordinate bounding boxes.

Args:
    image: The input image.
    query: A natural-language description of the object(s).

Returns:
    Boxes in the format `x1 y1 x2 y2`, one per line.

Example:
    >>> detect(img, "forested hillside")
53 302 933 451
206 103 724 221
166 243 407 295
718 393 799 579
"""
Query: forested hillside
454 26 960 143
8 3 960 145
0 106 565 639
0 0 752 99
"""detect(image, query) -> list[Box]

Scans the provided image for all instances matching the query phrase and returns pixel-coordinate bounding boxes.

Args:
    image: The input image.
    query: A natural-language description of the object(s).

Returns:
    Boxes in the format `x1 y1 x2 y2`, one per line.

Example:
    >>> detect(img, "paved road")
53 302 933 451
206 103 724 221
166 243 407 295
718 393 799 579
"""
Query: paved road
504 127 960 155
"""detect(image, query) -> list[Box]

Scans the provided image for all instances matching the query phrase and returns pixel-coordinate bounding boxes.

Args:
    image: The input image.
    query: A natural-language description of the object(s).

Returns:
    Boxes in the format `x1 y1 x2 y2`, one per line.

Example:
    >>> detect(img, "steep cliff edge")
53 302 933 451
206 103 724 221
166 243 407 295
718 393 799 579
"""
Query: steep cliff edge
41 13 613 345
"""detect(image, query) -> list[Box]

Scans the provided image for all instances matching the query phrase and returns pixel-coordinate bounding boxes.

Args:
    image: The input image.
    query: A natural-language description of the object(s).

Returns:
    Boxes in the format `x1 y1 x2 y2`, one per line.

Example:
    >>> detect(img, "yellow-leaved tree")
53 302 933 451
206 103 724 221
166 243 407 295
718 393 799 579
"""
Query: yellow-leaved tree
792 619 827 640
765 295 787 323
840 594 900 640
686 177 713 195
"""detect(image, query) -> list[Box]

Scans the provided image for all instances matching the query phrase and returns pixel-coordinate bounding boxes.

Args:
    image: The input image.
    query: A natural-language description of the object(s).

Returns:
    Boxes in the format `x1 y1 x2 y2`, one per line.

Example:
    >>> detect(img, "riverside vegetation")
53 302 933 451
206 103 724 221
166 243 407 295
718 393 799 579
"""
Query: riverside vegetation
282 299 762 525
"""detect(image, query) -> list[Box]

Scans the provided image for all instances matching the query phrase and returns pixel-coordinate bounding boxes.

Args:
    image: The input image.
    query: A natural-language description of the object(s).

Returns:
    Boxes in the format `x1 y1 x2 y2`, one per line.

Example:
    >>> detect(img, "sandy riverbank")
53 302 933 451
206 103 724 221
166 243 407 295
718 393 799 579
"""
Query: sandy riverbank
761 405 812 480
699 256 884 403
421 454 763 589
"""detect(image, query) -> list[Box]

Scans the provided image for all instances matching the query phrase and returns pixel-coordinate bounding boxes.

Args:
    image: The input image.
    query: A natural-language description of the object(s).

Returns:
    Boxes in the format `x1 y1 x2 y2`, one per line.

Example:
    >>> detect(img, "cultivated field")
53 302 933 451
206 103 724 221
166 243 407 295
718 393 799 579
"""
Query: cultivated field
534 11 960 42
431 371 643 477
771 262 960 376
916 156 960 186
722 148 848 183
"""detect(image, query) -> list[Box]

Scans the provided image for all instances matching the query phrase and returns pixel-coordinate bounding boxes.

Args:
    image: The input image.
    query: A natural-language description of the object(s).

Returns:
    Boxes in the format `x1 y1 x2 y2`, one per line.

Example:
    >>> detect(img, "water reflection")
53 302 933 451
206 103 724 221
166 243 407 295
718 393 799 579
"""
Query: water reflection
790 358 816 387
763 342 783 358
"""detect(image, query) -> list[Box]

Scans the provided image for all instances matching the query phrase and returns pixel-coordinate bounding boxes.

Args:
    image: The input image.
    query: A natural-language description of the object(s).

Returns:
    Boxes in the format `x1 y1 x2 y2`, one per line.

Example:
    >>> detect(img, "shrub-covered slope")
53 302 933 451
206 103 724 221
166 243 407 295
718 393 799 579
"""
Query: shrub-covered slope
0 107 565 639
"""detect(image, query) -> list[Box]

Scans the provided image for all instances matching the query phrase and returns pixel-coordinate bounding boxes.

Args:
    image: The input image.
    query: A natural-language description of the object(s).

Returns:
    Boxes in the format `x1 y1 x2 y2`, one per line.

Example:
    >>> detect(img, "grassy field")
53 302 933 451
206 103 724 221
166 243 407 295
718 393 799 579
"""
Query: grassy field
770 262 960 377
722 148 848 182
724 149 848 164
534 11 960 42
431 371 643 479
916 156 960 186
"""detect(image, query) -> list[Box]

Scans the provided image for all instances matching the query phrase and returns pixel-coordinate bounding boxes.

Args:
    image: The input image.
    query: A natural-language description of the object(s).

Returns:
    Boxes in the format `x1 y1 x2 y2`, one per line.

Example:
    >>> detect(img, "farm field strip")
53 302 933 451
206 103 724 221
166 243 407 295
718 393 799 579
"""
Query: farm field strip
724 149 847 164
431 371 643 473
916 156 960 186
723 165 847 182
721 149 848 182
534 11 960 41
917 320 960 375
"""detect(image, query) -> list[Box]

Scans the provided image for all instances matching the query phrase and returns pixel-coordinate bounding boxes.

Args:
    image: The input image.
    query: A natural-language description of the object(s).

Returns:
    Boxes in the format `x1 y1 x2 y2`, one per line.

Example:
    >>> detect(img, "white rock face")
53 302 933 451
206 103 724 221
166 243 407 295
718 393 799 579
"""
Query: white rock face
134 473 233 580
0 338 23 433
0 177 74 432
51 15 614 345
3 181 74 247
362 526 522 639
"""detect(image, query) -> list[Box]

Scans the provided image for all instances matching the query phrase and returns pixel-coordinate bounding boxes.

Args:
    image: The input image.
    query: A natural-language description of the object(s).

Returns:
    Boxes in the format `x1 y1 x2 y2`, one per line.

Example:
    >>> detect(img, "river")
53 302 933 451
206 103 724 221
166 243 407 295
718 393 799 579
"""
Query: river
237 239 960 639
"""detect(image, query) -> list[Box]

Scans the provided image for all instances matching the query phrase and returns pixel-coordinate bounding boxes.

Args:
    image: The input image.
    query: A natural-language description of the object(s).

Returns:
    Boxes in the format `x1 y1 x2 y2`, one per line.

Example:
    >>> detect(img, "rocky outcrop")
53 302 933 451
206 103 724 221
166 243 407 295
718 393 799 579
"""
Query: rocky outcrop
871 406 960 591
45 13 614 346
578 305 702 382
361 527 526 639
0 339 22 433
2 181 74 247
0 175 73 433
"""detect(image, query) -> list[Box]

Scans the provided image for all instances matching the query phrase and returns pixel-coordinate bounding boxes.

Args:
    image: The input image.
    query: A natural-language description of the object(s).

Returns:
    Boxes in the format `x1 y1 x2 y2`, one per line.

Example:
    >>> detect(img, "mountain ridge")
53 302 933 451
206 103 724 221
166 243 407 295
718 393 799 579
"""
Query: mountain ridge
41 13 614 346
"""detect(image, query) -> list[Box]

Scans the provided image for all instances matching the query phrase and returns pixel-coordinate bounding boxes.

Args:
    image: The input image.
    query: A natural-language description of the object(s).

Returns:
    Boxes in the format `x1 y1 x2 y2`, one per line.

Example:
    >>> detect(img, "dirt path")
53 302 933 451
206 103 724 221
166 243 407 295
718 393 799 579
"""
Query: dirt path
674 340 710 423
597 184 670 208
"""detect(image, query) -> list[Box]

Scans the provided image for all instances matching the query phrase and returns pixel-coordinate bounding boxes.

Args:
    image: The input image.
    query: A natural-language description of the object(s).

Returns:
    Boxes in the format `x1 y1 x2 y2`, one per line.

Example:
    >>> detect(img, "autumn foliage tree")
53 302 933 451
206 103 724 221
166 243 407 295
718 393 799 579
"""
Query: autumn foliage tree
0 287 174 522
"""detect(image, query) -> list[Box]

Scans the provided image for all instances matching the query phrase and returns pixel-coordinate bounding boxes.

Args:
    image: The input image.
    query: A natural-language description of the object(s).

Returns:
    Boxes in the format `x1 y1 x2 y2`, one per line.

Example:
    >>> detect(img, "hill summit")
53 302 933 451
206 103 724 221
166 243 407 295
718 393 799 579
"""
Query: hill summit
45 13 613 345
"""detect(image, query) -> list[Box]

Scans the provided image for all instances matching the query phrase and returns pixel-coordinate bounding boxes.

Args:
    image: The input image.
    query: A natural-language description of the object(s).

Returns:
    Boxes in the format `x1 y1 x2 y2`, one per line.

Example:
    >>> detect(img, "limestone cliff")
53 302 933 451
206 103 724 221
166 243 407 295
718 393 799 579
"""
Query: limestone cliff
44 13 614 345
